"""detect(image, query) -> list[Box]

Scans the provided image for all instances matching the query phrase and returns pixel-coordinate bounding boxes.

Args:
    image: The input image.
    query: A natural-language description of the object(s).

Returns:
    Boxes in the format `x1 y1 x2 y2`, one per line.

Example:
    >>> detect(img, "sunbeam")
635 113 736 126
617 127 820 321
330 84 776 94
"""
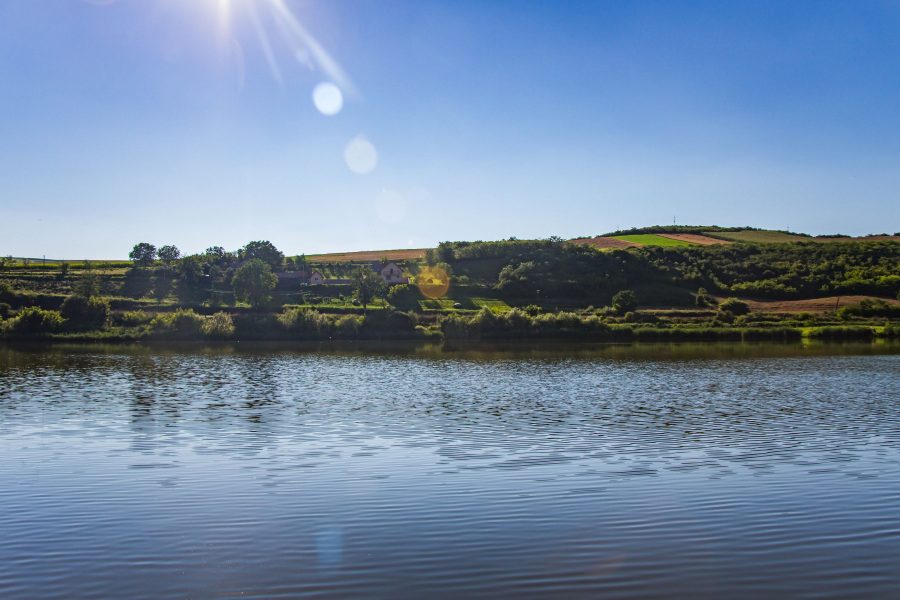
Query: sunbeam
247 1 283 84
208 0 355 95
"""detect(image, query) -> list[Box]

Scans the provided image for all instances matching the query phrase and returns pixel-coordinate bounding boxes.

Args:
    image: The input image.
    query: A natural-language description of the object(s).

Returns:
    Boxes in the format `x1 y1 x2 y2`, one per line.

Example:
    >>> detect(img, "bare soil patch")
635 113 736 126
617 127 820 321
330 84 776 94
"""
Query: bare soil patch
742 295 900 313
658 233 730 245
307 248 427 263
570 236 640 249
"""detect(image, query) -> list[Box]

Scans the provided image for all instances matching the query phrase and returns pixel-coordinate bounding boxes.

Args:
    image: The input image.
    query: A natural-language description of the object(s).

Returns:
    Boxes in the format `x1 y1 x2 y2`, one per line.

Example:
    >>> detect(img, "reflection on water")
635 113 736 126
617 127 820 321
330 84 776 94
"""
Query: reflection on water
1 343 899 598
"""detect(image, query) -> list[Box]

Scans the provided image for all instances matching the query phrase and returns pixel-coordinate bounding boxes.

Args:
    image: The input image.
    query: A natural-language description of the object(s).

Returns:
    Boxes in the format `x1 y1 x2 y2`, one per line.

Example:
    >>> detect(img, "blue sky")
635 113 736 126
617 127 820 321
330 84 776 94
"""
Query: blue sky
1 0 899 258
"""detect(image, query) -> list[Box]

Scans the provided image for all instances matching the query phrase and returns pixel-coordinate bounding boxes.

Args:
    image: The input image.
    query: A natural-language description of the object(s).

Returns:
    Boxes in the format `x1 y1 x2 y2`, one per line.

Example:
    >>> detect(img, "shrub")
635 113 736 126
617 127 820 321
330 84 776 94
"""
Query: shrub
741 327 802 341
201 312 235 339
695 287 717 307
277 307 327 336
808 326 875 341
0 302 10 320
72 273 101 298
2 307 65 336
386 284 421 310
837 299 900 320
0 282 15 304
361 310 419 338
60 295 110 331
334 314 362 338
612 290 638 314
719 297 750 316
116 310 153 327
522 304 543 316
151 309 204 338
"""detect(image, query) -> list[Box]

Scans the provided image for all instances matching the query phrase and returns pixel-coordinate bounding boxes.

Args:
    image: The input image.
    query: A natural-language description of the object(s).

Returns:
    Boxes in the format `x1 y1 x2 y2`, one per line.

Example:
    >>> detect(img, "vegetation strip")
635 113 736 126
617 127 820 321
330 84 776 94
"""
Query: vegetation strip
2 226 898 343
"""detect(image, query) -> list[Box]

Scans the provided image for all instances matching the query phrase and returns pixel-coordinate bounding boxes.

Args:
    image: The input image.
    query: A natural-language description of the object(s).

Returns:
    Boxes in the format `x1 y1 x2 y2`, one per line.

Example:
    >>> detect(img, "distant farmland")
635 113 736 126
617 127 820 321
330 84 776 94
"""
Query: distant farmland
658 233 729 245
568 236 639 249
612 234 694 247
305 248 427 263
705 230 810 243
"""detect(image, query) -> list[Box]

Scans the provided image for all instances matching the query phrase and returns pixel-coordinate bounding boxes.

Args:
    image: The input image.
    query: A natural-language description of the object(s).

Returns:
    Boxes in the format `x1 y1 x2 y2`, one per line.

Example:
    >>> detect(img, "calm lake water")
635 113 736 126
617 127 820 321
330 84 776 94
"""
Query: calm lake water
1 342 899 599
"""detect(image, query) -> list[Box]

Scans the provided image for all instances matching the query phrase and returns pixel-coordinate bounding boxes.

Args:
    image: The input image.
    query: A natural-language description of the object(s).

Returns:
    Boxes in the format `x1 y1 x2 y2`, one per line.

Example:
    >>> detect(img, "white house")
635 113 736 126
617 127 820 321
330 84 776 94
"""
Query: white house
375 262 408 285
308 270 326 285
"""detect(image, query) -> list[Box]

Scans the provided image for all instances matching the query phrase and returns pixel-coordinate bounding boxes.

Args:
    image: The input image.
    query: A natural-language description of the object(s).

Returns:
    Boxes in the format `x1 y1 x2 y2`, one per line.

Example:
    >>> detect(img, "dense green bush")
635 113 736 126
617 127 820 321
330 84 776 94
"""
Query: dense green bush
360 310 419 339
2 307 65 337
276 307 363 339
0 282 16 304
277 307 331 336
719 297 750 315
60 295 110 331
201 312 236 339
612 290 638 314
837 299 900 319
741 327 802 341
386 284 422 310
232 259 277 307
151 309 205 338
114 310 153 327
808 326 875 341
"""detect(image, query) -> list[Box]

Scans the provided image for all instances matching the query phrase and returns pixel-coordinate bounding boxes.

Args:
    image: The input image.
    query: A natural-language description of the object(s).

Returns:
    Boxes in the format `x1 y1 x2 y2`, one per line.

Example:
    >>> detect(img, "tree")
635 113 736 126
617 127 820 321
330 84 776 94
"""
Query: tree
352 266 387 311
157 245 181 266
205 246 226 260
129 243 157 267
232 259 277 308
60 295 109 331
719 297 750 316
611 289 638 314
177 255 208 303
72 271 101 298
386 283 422 310
241 241 284 269
0 255 11 272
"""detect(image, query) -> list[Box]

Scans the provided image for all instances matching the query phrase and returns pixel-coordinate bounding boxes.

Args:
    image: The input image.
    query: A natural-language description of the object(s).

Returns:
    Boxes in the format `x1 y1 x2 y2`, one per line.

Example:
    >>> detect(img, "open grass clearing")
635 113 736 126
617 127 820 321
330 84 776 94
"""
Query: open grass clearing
419 298 459 311
471 298 512 313
612 234 695 247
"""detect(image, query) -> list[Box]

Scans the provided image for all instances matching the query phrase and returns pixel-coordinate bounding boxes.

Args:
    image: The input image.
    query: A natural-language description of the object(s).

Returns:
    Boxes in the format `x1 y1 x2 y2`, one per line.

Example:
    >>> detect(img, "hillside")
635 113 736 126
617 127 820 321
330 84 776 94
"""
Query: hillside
302 226 900 263
2 228 898 343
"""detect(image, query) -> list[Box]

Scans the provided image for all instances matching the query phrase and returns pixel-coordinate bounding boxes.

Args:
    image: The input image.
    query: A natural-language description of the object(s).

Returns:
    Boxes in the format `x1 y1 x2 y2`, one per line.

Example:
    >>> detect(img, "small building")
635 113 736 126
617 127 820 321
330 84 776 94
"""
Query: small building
308 270 326 285
374 262 408 285
276 270 309 281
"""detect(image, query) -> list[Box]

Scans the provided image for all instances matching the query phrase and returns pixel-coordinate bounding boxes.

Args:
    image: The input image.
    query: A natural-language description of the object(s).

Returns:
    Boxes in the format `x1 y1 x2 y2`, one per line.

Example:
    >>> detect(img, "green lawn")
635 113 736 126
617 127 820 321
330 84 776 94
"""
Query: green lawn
471 298 512 313
612 234 695 247
419 298 458 311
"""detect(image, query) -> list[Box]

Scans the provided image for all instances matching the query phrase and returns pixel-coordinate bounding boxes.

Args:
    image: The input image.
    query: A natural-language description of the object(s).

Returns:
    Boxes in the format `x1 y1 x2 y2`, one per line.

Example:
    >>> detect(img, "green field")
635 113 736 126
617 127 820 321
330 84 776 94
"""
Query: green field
471 298 512 313
704 230 808 243
612 234 695 247
419 298 458 311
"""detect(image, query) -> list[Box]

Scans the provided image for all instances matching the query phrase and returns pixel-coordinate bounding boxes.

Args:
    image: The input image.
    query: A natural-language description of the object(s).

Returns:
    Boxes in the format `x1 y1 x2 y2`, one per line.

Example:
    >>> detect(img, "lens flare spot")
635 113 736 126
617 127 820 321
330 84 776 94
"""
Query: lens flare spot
312 82 343 116
344 136 377 174
417 266 450 300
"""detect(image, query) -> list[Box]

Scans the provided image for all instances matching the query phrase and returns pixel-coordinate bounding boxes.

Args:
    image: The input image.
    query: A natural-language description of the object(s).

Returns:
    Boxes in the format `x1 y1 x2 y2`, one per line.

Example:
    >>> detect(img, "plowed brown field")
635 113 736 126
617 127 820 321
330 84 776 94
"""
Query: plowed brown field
307 248 427 263
569 236 640 249
742 295 900 313
658 233 730 245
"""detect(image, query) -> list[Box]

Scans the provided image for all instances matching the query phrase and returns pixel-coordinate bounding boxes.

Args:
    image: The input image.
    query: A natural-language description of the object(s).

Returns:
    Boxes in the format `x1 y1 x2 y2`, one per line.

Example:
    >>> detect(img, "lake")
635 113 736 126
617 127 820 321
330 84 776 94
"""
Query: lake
1 342 899 598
